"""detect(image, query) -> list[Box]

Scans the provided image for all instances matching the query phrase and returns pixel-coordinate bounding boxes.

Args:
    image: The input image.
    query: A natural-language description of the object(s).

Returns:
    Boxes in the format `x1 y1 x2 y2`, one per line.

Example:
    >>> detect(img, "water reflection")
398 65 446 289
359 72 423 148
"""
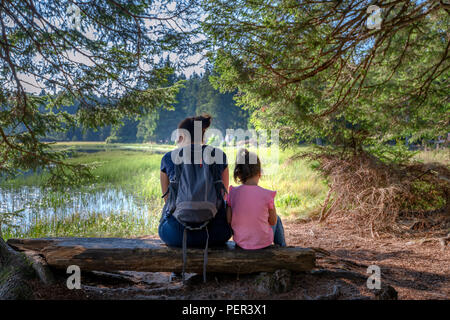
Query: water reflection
0 186 150 233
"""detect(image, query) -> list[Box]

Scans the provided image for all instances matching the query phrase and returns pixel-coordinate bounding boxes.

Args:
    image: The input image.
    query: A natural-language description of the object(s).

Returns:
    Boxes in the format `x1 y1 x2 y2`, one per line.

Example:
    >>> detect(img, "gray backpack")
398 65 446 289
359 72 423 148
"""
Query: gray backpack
165 145 226 282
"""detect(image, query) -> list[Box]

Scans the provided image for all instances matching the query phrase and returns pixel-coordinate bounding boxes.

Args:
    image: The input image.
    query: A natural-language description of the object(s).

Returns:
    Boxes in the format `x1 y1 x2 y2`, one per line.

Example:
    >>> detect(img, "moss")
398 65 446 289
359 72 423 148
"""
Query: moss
0 265 34 300
10 281 33 300
18 253 36 279
0 266 13 284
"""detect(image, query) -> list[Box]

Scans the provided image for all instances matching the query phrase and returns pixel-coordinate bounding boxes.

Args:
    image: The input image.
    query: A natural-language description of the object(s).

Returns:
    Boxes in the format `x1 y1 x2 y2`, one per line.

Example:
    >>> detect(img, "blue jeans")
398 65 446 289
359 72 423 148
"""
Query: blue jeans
158 202 232 248
272 215 287 247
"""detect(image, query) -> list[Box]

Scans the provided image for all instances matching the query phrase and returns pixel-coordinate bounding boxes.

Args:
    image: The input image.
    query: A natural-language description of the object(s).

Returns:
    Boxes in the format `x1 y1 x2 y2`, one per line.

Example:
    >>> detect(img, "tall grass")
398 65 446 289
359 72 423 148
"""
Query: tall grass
19 211 161 238
414 149 450 165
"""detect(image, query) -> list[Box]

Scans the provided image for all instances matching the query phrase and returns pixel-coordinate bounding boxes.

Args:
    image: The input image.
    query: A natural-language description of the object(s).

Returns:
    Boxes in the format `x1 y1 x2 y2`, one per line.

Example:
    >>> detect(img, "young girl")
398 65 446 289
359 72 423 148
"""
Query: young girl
226 149 286 249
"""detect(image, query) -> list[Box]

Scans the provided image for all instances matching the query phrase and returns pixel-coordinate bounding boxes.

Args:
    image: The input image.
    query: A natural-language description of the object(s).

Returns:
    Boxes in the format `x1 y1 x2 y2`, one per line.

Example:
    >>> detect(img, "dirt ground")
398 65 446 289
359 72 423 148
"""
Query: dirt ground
30 219 449 300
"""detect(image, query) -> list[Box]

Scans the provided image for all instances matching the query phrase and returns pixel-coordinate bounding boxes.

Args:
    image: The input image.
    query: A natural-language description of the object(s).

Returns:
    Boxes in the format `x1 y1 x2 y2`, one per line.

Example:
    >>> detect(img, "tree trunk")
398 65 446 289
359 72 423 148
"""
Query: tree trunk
0 237 35 300
8 237 316 274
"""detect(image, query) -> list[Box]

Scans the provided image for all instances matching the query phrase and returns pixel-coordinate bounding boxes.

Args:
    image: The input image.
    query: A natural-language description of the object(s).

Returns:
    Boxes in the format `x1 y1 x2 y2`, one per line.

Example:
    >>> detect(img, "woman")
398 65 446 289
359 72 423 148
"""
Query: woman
158 114 232 247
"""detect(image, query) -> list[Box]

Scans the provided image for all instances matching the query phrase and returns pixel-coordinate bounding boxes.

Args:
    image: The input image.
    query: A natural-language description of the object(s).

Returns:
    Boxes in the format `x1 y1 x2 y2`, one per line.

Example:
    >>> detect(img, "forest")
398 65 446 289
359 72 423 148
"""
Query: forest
43 67 250 144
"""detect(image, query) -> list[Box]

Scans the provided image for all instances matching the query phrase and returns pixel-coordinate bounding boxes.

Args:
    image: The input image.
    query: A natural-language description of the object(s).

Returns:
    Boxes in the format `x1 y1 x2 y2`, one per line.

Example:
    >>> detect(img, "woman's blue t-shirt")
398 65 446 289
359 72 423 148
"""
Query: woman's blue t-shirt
160 145 228 181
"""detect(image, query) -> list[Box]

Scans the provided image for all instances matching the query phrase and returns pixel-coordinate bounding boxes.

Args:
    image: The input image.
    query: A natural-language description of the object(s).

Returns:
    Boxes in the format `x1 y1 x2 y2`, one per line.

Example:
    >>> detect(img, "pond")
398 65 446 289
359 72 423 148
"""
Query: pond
0 186 156 238
55 143 172 156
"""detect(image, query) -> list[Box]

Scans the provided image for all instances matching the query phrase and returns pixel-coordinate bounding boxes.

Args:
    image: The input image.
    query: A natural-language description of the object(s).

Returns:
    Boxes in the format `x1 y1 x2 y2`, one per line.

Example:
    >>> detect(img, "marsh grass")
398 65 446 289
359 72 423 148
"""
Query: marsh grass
414 149 450 165
18 210 161 238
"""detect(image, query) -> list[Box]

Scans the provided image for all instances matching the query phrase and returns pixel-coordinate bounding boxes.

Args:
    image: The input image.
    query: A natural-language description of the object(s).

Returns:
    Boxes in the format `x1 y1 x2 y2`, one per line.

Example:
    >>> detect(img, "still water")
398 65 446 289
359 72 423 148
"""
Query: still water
0 186 151 234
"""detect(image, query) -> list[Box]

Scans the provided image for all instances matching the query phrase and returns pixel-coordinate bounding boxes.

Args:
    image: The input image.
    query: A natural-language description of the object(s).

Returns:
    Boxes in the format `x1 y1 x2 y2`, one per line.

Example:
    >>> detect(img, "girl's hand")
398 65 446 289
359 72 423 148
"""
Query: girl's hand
268 206 277 226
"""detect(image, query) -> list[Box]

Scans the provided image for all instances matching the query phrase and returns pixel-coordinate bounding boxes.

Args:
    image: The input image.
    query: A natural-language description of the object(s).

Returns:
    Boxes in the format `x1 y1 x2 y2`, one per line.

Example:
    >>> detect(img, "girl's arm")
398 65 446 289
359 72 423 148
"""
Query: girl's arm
160 171 169 202
226 205 232 224
268 206 277 226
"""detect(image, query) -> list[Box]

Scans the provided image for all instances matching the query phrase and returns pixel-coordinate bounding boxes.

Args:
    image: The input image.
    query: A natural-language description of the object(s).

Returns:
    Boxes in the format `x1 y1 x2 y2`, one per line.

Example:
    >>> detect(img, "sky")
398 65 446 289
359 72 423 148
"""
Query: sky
15 1 206 94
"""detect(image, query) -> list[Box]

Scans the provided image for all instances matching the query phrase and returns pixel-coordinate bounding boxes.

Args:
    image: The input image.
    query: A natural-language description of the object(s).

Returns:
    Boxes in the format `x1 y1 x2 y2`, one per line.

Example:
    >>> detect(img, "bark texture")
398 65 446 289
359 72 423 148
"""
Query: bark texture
0 238 35 300
8 237 316 274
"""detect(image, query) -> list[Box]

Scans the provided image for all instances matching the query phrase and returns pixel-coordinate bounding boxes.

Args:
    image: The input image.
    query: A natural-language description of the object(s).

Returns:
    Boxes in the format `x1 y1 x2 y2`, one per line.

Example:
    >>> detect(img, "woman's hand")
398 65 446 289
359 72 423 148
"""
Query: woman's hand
160 171 169 202
226 205 232 224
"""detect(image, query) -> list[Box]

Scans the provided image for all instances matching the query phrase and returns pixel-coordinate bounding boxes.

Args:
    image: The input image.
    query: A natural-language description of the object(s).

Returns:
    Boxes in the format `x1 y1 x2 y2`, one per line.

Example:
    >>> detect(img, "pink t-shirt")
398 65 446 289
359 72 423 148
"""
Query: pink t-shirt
227 185 277 250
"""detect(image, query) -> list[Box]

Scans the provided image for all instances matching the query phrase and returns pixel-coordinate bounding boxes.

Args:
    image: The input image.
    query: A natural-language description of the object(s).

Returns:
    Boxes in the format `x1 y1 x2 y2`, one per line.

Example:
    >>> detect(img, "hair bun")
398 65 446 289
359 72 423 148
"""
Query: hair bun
233 148 261 183
237 148 247 158
236 148 250 164
196 113 212 130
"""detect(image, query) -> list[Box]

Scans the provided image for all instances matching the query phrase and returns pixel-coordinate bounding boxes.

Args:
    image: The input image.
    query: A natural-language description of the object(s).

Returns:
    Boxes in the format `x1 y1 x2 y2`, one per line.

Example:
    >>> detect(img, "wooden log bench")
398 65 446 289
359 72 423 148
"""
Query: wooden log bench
7 237 315 274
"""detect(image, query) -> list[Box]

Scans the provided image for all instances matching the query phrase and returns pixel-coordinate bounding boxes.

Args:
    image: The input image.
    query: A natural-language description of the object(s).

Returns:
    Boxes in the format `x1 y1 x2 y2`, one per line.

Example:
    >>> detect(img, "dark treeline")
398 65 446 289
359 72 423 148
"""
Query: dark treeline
45 69 250 144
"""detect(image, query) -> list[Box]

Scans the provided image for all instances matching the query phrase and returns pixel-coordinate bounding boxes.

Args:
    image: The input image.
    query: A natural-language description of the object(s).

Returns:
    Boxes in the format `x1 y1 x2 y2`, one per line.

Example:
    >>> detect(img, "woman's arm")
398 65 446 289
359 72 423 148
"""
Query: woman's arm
160 171 169 202
226 205 232 224
222 166 229 191
268 206 277 226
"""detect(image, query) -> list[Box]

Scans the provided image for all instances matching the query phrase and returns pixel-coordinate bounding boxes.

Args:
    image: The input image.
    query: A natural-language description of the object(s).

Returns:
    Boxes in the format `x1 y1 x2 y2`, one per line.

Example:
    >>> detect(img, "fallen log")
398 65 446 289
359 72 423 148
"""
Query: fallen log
7 237 315 274
22 251 55 285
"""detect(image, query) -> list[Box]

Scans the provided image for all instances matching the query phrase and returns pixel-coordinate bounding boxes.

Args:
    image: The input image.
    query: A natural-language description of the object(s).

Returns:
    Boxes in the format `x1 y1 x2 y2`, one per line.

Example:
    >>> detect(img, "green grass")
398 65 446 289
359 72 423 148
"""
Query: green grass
413 149 450 165
69 150 163 200
1 145 171 197
19 211 160 238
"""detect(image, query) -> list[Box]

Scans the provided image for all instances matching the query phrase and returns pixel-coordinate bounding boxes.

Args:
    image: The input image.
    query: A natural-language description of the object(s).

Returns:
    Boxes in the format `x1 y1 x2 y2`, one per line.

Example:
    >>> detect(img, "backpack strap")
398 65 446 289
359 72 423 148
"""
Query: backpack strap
164 160 183 215
209 148 228 201
174 159 183 184
181 221 211 284
181 227 188 283
203 227 209 283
